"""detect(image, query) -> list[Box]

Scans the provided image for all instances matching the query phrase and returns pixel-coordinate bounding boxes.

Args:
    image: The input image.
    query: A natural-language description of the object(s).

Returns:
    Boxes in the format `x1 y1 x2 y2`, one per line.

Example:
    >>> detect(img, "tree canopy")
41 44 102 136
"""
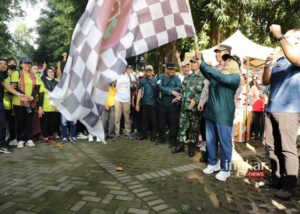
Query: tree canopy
1 0 300 67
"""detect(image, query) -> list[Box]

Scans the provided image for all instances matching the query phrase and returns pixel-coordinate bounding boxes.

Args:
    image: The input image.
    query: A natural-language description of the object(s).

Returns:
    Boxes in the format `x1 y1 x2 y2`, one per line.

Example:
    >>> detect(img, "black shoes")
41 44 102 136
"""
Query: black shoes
172 144 184 153
155 139 165 145
188 144 196 157
150 137 156 142
137 136 147 140
258 177 283 189
199 151 208 163
275 188 295 200
274 176 297 200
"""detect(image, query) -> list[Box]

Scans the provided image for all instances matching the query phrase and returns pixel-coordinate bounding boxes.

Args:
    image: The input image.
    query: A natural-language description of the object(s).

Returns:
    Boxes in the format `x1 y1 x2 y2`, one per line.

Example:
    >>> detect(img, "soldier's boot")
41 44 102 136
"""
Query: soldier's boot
188 143 196 157
172 141 184 153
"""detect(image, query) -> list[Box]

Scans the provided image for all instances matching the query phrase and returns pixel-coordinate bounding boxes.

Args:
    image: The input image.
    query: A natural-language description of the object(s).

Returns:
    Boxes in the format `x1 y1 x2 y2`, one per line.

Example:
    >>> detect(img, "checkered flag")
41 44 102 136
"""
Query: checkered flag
49 0 195 140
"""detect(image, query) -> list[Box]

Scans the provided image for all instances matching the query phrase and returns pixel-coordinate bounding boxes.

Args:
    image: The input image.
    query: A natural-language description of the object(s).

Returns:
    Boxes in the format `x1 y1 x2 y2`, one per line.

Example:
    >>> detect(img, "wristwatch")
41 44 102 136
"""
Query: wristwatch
277 35 285 41
264 63 270 69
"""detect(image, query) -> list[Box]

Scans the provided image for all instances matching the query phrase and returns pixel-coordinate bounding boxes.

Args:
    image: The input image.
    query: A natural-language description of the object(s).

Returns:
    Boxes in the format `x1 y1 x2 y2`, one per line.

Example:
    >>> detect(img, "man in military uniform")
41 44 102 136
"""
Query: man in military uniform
172 57 204 157
156 62 181 147
135 65 157 141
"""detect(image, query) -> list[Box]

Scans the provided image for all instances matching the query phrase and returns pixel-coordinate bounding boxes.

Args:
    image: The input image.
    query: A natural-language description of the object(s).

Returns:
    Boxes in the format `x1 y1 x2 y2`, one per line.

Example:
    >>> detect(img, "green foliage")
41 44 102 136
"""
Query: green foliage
2 0 300 66
0 0 37 57
33 0 88 63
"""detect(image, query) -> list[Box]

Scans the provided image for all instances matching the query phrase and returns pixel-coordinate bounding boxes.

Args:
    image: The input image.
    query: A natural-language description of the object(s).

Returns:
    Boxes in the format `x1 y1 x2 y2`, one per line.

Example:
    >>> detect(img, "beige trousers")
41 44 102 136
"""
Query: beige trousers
114 101 131 136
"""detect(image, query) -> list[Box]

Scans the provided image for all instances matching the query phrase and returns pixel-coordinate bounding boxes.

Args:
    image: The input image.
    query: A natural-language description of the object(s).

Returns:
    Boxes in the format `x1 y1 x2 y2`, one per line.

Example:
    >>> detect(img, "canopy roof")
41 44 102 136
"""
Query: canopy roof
202 30 274 67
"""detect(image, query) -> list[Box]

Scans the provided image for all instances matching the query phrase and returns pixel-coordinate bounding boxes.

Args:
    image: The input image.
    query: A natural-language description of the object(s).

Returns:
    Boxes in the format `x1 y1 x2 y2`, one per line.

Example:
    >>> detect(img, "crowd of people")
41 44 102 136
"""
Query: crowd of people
0 24 299 200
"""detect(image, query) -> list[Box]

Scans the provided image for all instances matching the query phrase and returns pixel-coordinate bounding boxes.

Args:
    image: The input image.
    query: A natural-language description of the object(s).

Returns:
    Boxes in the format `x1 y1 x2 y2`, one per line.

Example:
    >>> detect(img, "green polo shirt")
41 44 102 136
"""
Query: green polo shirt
157 74 181 106
139 77 157 106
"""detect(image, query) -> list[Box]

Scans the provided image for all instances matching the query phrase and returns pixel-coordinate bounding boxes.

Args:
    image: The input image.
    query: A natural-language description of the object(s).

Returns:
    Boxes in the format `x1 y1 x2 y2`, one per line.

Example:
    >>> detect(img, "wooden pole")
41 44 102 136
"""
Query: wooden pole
244 57 250 142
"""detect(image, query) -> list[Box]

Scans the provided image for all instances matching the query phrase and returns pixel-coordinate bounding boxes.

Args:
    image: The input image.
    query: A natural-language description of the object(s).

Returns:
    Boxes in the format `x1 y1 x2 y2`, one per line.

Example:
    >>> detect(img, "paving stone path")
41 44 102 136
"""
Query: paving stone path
0 138 299 213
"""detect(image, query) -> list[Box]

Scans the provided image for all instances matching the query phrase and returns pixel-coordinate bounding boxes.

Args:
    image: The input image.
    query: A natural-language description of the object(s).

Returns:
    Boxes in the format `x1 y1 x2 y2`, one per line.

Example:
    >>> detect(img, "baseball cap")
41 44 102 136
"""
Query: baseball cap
222 54 242 67
181 60 190 66
145 65 153 70
214 44 232 54
22 57 33 64
190 57 199 63
126 65 134 69
166 62 176 69
0 58 7 63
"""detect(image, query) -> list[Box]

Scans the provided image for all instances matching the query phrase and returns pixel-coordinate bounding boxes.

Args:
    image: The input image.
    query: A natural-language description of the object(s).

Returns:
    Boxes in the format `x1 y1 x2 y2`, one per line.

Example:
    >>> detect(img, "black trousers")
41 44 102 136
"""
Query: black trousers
40 112 56 138
251 111 264 138
5 110 16 141
13 105 34 141
157 103 179 143
131 106 142 133
77 121 87 134
0 103 7 146
200 117 206 141
140 105 156 138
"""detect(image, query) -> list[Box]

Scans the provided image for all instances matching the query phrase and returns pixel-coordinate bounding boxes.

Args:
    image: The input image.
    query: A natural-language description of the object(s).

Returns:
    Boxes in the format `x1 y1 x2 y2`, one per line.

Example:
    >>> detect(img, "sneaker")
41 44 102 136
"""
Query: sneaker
88 134 94 142
215 171 231 182
77 133 88 140
26 140 36 147
61 137 68 144
127 134 134 140
43 138 51 145
71 137 77 144
17 141 25 149
53 132 60 139
96 137 107 144
9 139 18 146
0 147 12 154
202 164 220 174
113 136 120 142
49 136 57 144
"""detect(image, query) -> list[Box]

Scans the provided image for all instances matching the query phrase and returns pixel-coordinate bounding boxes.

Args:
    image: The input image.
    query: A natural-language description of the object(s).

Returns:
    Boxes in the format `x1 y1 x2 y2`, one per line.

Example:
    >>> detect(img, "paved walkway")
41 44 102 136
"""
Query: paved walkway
0 137 299 214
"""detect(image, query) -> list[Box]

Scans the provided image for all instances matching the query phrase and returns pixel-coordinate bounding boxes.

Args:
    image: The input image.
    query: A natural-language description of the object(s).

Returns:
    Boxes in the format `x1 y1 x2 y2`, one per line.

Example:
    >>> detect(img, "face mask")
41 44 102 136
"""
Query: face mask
8 64 17 70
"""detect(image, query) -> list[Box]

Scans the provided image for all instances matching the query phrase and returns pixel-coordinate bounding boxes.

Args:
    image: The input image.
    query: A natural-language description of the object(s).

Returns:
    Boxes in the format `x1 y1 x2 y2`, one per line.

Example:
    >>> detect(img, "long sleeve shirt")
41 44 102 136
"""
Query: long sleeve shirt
157 74 181 106
200 62 241 126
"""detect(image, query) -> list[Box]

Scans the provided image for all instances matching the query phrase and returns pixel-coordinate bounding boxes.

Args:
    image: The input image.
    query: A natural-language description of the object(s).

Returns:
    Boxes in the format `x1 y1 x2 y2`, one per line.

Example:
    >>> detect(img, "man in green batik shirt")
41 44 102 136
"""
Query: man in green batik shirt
172 56 205 157
156 62 181 147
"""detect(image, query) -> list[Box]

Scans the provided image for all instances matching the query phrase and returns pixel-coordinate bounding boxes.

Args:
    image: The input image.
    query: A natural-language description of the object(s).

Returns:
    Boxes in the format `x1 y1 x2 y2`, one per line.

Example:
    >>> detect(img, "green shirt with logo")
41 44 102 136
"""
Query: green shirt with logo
157 74 181 106
138 77 157 106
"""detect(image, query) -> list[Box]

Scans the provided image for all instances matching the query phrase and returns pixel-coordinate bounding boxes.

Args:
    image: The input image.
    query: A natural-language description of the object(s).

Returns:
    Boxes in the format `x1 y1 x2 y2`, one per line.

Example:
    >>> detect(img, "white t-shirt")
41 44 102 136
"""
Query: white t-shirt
178 71 192 83
115 73 135 103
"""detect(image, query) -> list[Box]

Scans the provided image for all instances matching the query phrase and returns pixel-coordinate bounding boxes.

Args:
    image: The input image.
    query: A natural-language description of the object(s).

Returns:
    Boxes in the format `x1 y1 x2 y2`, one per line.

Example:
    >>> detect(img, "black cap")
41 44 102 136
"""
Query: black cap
222 54 242 67
22 57 33 64
0 58 7 63
214 44 232 54
190 57 199 63
166 62 176 69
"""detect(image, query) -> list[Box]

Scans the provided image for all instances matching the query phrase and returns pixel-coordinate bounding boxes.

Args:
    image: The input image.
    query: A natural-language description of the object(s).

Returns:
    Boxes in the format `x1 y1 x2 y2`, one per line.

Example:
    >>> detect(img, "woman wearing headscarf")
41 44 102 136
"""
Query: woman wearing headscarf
38 67 58 145
199 53 241 182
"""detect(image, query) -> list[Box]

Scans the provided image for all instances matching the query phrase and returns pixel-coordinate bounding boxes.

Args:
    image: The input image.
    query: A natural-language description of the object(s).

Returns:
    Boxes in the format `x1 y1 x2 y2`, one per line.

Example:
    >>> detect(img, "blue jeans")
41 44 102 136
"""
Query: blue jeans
61 114 77 138
205 119 233 171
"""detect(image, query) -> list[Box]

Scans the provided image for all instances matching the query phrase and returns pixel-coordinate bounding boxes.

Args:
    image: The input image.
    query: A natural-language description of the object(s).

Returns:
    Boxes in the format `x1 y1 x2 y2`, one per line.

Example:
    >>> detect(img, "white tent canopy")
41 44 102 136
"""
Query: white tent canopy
202 30 274 66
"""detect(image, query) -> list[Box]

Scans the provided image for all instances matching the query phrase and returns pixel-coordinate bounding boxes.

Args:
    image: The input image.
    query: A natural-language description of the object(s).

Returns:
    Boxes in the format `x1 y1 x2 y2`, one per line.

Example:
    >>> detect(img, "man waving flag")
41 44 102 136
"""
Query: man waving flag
50 0 196 140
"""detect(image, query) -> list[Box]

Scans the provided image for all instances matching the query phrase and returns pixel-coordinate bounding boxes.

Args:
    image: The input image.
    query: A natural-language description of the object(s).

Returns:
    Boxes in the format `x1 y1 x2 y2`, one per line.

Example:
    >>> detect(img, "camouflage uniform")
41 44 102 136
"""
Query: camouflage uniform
177 72 205 144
